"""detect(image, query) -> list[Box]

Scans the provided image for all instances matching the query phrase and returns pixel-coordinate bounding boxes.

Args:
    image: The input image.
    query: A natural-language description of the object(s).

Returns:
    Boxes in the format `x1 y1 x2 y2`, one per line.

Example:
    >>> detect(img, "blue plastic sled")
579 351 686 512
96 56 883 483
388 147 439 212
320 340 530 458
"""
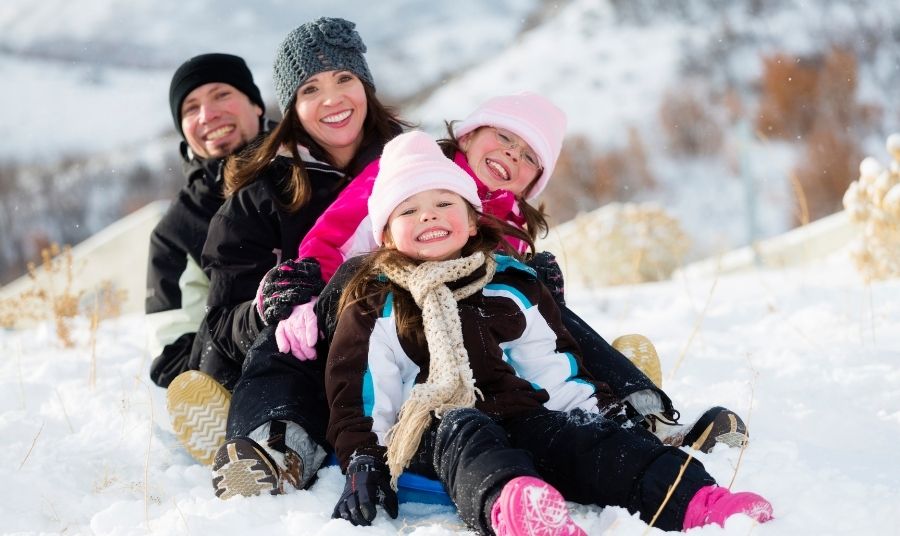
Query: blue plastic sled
325 453 453 506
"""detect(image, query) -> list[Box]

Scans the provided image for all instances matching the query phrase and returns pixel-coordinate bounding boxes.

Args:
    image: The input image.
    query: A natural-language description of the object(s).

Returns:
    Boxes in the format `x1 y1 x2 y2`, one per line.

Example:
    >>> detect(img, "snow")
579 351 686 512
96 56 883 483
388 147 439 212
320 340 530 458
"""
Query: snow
3 0 900 531
3 247 899 535
0 0 539 162
4 0 900 268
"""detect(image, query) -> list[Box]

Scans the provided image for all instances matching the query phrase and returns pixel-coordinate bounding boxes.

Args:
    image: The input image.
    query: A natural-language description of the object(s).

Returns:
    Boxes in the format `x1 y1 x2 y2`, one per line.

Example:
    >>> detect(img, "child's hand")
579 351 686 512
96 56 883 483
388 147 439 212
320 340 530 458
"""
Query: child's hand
256 257 325 324
274 299 319 360
332 455 398 526
529 251 566 306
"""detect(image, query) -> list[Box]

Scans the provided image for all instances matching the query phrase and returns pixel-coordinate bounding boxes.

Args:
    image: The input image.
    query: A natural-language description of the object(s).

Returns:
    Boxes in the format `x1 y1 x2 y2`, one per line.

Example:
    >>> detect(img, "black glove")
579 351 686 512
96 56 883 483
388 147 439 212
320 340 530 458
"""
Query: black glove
529 251 566 306
256 257 326 325
332 455 399 526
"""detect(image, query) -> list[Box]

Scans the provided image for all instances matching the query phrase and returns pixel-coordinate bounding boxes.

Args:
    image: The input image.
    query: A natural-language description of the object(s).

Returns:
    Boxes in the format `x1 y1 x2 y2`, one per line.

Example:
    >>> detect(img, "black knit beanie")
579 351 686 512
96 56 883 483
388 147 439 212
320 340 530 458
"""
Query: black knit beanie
169 53 265 136
272 17 374 115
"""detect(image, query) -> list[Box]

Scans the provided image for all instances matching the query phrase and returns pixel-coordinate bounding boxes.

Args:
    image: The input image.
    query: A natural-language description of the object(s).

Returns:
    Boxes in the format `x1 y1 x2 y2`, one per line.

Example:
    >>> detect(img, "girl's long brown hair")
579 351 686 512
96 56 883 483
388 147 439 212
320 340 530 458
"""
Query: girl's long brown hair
438 122 550 242
224 82 411 212
338 206 534 344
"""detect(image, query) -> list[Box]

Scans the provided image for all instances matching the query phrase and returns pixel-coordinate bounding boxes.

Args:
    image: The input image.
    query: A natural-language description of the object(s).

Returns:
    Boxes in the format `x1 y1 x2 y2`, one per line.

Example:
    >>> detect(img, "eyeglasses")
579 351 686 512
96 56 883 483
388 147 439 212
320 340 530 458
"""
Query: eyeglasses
489 127 541 170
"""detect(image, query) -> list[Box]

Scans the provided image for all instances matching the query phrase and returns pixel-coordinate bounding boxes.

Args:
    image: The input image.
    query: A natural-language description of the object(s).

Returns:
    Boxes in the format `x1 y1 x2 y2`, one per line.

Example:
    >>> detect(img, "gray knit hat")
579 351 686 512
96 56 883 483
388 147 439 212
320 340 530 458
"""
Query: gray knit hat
272 17 375 114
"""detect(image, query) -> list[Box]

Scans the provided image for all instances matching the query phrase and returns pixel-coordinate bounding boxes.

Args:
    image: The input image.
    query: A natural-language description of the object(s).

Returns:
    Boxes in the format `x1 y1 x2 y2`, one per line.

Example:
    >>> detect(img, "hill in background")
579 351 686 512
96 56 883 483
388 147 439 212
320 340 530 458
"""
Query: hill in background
2 0 899 284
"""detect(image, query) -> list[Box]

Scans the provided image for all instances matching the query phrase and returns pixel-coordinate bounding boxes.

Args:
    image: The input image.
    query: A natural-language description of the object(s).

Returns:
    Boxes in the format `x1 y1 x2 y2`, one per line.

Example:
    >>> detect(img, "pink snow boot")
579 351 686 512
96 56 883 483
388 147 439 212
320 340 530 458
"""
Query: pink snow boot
682 485 773 530
490 476 586 536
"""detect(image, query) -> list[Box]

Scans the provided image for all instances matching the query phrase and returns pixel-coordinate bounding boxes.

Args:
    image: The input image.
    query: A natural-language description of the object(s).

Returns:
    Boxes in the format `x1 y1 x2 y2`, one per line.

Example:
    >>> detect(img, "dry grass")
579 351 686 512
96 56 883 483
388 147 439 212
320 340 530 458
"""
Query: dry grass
788 171 811 226
0 243 126 349
55 388 75 434
142 380 154 530
669 262 720 381
643 423 715 534
18 421 45 470
728 364 757 490
172 498 193 536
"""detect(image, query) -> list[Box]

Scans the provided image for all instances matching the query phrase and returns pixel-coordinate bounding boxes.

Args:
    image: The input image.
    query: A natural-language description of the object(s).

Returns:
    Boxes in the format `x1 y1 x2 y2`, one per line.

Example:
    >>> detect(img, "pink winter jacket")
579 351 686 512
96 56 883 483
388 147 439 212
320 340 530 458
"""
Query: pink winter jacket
296 151 528 282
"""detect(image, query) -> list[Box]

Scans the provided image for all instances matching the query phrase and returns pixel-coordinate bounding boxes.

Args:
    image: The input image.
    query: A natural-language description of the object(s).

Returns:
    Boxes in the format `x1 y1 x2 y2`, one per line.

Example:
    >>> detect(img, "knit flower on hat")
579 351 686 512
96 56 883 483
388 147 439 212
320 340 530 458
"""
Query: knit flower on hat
315 17 367 52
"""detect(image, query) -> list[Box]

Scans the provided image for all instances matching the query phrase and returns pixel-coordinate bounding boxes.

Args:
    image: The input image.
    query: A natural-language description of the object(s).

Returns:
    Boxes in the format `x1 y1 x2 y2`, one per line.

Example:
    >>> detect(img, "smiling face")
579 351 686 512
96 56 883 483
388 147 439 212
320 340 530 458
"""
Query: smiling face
180 82 263 160
460 126 542 196
293 70 368 169
384 189 477 261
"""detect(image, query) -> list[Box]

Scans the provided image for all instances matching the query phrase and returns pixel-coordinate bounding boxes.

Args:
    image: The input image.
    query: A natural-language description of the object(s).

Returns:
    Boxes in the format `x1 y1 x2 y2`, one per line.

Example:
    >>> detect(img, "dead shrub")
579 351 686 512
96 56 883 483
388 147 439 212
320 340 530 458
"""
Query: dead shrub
785 47 868 223
544 202 691 287
545 129 656 223
755 53 821 138
659 87 724 156
756 46 870 140
792 123 862 224
754 46 871 222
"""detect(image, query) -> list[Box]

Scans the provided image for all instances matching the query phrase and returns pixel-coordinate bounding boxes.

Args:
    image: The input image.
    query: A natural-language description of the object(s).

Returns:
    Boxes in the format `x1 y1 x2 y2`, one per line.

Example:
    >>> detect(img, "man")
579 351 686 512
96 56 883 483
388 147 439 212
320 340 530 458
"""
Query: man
145 53 271 464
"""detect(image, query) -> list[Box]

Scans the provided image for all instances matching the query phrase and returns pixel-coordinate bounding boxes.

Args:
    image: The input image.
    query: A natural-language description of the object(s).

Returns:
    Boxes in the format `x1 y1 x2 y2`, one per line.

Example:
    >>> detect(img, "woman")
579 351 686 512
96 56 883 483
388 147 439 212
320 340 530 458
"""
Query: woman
162 17 406 494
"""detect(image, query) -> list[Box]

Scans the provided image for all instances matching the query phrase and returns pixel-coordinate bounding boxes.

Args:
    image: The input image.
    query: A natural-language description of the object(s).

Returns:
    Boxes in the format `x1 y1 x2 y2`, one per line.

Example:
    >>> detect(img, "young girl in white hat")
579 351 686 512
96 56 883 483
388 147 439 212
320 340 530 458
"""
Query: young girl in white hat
324 130 774 535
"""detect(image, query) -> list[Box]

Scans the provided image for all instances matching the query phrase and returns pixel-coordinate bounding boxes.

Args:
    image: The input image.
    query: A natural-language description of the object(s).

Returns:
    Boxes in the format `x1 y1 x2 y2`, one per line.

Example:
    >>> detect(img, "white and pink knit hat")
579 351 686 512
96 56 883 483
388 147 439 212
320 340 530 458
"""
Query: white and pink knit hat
369 131 482 246
452 91 567 200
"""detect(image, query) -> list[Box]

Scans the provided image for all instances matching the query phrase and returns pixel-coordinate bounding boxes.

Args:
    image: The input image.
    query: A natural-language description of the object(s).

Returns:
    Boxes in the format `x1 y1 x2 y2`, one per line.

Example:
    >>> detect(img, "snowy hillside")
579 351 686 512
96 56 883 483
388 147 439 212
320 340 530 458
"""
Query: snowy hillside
410 0 900 256
0 0 541 160
2 246 899 535
3 0 900 284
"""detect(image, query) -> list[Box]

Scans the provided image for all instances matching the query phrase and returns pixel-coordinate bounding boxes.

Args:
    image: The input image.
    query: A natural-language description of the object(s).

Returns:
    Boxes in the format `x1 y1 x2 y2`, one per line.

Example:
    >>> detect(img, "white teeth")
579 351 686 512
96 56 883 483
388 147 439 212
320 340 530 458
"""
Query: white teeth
322 110 351 123
205 126 234 141
486 159 509 180
418 230 449 241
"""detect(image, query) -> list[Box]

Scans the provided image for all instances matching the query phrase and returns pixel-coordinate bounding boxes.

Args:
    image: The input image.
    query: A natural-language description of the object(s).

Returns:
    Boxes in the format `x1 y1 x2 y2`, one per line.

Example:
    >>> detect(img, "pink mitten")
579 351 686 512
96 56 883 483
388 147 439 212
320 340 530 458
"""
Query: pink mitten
274 298 319 361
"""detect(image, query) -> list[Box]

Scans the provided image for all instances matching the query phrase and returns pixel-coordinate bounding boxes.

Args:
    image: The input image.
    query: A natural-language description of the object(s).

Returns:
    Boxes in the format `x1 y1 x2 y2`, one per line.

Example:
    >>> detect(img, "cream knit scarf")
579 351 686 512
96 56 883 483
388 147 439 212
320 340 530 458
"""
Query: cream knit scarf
377 251 497 488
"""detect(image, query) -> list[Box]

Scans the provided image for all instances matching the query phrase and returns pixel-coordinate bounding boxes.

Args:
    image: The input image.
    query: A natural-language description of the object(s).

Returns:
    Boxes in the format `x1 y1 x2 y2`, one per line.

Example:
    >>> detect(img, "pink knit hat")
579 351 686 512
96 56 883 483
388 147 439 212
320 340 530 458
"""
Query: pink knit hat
369 131 482 246
452 91 567 200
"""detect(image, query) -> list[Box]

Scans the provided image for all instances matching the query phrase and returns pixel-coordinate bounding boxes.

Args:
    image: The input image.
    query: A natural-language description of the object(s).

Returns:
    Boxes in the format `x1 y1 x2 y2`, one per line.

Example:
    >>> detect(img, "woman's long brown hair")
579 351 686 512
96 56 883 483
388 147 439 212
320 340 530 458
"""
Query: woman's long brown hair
437 121 550 243
224 82 411 212
337 205 534 344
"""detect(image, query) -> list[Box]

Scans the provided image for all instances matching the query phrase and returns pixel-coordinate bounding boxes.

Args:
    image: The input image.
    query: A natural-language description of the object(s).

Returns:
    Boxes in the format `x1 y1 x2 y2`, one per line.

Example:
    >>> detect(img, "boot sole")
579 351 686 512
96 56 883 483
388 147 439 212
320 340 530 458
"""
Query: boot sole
166 370 231 465
212 437 280 499
612 334 663 388
683 406 749 453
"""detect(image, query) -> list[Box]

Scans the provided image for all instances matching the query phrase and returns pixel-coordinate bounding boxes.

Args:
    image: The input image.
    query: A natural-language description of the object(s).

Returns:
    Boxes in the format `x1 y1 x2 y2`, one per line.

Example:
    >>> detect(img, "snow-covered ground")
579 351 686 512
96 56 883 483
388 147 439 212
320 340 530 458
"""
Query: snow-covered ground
2 246 898 535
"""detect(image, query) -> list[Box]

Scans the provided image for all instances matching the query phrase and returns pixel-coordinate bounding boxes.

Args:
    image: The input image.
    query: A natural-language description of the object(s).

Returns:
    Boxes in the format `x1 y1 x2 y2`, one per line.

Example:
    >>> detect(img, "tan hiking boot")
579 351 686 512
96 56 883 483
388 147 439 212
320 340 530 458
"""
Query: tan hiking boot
681 406 749 452
647 406 749 453
612 333 663 388
211 420 325 499
166 370 231 465
212 437 283 499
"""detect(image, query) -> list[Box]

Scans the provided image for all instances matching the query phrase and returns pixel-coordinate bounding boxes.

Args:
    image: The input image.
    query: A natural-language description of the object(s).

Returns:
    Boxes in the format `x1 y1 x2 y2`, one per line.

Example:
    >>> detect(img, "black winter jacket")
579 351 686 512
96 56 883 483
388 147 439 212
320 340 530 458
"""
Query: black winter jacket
190 155 348 388
146 142 228 387
146 142 224 314
147 120 277 388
